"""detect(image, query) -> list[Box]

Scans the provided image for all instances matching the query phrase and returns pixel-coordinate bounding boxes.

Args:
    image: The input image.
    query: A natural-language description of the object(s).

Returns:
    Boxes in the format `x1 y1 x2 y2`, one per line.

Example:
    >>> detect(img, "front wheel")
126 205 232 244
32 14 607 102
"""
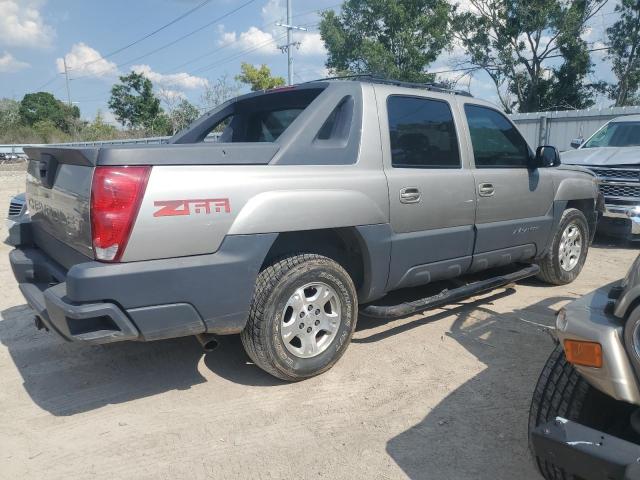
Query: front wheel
241 254 358 381
537 208 589 285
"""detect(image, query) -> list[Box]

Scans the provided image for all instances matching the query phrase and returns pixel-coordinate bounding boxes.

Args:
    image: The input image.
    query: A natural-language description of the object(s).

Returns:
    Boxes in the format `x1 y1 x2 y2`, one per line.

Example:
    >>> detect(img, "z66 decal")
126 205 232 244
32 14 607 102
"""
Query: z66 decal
153 198 231 217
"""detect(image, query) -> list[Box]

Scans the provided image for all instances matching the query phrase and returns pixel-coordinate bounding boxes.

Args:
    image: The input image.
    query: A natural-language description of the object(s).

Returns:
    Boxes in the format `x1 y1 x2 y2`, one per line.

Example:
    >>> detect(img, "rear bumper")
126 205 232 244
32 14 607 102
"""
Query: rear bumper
531 417 640 480
9 221 276 344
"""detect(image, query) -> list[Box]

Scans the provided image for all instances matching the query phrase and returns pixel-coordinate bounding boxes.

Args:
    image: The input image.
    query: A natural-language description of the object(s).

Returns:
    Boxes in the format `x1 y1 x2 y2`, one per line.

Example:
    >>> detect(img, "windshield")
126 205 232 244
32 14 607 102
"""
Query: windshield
583 121 640 148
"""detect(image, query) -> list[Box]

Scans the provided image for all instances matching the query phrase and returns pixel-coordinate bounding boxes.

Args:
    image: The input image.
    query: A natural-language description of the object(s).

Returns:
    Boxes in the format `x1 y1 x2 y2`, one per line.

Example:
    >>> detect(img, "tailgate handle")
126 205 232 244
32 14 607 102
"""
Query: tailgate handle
38 154 59 189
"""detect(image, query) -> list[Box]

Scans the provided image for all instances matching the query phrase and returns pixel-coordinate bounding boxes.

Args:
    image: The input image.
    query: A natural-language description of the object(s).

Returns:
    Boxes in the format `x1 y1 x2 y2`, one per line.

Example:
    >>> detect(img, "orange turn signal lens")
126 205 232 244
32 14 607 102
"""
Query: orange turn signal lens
563 340 603 368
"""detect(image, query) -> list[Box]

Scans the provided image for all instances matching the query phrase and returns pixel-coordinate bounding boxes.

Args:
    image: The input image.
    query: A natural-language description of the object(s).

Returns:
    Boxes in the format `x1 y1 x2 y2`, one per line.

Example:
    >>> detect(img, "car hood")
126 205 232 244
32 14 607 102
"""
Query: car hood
561 146 640 167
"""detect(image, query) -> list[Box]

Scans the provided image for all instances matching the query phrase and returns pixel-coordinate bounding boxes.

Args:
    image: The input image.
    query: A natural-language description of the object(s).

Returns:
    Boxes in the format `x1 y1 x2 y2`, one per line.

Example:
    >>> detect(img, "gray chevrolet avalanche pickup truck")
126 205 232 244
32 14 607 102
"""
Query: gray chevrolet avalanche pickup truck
8 78 601 380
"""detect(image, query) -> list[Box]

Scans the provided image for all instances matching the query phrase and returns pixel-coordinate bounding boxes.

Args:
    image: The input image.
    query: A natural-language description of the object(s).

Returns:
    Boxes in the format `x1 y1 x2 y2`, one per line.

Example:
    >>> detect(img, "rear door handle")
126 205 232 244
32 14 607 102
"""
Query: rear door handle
400 187 421 204
478 183 495 197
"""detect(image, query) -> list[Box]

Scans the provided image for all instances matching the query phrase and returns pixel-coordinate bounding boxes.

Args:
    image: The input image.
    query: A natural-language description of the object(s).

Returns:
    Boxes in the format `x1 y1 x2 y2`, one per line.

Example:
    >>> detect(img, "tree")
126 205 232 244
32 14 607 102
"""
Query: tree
108 72 162 129
607 0 640 106
319 0 452 82
32 120 71 144
81 111 119 141
0 99 20 131
452 0 606 112
158 90 201 134
201 74 240 111
235 63 285 91
19 92 80 132
170 99 200 134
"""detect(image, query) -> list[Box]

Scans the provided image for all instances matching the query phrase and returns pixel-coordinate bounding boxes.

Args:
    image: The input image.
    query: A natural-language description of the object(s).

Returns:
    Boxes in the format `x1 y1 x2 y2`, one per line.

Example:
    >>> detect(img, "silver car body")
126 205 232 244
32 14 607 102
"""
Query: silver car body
556 254 640 407
9 80 600 343
562 114 640 237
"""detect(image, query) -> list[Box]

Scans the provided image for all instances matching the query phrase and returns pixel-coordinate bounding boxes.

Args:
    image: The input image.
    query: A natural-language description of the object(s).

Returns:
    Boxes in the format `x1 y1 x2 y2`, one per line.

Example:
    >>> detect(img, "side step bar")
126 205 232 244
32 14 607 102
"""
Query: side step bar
360 264 540 319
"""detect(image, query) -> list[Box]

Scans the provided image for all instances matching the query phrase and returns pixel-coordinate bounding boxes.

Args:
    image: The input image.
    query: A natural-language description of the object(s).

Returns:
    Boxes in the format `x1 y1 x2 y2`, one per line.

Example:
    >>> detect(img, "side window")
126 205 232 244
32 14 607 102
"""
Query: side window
464 104 531 168
387 96 461 168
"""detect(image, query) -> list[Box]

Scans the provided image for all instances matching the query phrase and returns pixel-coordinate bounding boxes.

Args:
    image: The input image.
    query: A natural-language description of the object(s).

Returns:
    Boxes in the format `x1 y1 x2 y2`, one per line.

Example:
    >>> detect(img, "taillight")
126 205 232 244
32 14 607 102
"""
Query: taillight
90 166 151 262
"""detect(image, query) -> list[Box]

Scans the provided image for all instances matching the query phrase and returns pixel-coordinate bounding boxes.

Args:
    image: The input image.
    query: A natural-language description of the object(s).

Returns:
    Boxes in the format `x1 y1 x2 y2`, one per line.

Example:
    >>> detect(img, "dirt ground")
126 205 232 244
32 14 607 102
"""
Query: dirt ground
0 166 636 480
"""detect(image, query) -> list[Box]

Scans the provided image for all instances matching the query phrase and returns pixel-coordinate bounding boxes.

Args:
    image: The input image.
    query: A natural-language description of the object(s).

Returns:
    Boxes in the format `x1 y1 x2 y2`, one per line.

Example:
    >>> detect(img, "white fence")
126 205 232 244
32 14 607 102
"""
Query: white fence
510 106 640 151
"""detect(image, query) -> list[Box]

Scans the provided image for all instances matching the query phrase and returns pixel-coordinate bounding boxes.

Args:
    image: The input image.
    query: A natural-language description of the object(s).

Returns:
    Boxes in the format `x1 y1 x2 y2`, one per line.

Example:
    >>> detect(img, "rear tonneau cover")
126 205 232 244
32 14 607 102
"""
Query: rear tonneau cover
25 142 279 167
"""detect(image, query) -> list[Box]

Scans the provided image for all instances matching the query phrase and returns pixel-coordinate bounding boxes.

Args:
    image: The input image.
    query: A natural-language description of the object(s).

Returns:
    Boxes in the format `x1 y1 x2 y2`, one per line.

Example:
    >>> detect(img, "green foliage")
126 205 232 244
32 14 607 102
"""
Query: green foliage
235 63 286 91
108 72 162 129
150 113 173 136
453 0 606 112
0 99 20 134
81 111 119 142
319 0 452 82
33 120 72 144
201 74 240 110
607 0 640 106
169 99 200 134
19 92 80 133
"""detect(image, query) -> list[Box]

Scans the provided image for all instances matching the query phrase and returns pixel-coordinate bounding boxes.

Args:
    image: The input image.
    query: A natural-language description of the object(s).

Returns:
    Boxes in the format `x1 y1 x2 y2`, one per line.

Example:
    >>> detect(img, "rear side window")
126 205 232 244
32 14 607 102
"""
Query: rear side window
199 88 322 143
464 104 531 168
387 96 460 168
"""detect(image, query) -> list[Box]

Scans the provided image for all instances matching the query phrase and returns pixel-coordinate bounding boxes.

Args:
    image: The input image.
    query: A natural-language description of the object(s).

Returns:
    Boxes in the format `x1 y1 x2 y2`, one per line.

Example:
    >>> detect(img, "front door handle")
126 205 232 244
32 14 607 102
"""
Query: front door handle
400 187 421 204
478 183 495 197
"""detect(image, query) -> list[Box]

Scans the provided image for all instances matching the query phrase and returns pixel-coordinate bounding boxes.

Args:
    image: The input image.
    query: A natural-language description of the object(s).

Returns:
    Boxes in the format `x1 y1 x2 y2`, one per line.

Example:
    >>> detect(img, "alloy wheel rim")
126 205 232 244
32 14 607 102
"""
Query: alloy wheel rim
280 282 342 359
559 223 582 272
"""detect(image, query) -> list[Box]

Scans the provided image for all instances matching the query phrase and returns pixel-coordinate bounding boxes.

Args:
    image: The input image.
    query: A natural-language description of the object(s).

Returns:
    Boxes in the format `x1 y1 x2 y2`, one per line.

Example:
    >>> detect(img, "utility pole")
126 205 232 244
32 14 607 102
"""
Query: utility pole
63 56 72 106
277 0 307 85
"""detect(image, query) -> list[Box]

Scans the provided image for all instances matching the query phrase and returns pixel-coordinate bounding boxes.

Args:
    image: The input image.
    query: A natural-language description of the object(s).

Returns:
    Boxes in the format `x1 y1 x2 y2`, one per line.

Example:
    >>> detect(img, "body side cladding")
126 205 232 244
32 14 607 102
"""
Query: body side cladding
66 234 278 334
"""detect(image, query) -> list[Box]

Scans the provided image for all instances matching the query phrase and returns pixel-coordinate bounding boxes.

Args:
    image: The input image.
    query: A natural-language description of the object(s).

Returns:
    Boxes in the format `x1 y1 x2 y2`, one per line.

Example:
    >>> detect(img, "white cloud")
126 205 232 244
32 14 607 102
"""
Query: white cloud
57 43 119 78
217 26 279 55
239 26 278 54
158 88 186 102
294 32 327 57
131 64 208 89
262 0 284 27
218 29 237 47
0 51 29 72
0 0 55 48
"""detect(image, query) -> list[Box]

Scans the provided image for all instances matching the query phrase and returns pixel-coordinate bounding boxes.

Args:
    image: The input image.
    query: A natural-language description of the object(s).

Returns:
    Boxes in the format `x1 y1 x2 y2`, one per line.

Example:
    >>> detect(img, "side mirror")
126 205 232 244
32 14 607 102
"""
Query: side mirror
570 138 583 149
534 145 561 168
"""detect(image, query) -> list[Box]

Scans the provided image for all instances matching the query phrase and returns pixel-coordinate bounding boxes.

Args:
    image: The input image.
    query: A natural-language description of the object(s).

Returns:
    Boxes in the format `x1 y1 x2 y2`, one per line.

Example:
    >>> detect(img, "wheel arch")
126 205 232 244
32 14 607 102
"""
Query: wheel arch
566 198 597 241
260 225 392 304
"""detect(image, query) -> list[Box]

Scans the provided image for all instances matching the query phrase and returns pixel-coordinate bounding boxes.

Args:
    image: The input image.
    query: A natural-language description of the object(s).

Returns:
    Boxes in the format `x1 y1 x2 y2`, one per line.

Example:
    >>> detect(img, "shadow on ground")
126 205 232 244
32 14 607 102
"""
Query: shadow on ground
381 289 572 479
0 262 580 422
0 305 281 416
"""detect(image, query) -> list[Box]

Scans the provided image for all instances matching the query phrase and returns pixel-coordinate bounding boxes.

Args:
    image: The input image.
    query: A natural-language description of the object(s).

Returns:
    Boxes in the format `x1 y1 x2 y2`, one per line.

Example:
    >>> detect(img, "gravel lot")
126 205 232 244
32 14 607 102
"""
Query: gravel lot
0 165 636 480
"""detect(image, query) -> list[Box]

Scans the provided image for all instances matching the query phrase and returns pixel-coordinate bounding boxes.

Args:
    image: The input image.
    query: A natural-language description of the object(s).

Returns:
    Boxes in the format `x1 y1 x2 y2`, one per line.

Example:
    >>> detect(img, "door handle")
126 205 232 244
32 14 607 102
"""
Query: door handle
400 187 421 204
478 183 495 197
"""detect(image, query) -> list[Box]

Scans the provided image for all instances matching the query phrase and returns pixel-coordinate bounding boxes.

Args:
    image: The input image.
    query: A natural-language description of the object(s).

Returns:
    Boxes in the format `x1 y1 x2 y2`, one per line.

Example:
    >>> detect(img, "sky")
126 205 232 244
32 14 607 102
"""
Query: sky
0 0 621 125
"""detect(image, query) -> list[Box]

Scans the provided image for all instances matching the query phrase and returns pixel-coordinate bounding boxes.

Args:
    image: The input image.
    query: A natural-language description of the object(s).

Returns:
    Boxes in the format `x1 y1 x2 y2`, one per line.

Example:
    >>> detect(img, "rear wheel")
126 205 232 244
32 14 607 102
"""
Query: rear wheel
537 208 589 285
241 254 357 381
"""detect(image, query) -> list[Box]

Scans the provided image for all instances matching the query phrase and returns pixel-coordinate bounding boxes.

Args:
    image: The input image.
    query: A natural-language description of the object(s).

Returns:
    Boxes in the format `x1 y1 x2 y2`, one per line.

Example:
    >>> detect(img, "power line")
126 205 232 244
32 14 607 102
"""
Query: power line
48 0 260 83
30 0 217 92
192 34 288 75
428 46 612 76
159 7 334 75
81 0 216 68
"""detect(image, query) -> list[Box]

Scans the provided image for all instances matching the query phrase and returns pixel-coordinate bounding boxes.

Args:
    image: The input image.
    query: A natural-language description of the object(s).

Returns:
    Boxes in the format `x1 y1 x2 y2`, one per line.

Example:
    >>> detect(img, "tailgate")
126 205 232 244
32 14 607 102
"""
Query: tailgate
24 147 96 266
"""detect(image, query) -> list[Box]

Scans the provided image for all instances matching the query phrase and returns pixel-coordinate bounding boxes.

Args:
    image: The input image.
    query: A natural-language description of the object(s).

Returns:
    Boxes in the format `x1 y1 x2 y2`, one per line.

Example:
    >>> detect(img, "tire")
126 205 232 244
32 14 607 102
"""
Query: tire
528 345 632 479
537 208 589 285
241 253 358 381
